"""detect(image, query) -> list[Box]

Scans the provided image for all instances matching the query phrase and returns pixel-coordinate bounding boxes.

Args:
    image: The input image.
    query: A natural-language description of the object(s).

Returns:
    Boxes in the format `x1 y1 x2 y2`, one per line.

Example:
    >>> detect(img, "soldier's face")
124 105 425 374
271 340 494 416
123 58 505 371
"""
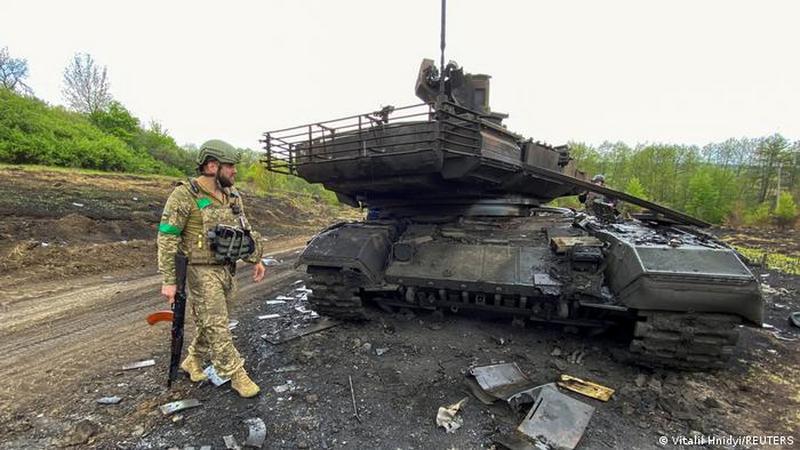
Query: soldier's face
217 163 237 188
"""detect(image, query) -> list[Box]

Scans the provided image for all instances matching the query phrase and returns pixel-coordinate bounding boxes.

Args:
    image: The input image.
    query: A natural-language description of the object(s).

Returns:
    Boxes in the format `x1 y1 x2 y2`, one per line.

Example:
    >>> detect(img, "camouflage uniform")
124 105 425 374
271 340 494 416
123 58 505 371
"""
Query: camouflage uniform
157 178 262 378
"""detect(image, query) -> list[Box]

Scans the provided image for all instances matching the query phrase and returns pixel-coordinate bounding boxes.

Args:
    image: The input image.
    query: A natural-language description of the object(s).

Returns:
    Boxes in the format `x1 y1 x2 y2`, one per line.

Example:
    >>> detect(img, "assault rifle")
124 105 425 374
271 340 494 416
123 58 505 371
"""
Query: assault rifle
146 252 189 388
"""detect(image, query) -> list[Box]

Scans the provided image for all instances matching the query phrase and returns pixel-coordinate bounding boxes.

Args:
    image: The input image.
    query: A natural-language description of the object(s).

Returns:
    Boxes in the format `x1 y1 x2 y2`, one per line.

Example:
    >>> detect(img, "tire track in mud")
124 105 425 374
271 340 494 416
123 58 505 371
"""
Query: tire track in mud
0 242 307 418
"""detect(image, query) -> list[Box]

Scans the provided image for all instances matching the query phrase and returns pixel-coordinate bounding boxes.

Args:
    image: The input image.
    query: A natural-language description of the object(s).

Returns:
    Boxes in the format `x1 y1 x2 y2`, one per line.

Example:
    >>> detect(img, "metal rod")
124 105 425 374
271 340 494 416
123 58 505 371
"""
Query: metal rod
349 375 361 423
439 0 447 97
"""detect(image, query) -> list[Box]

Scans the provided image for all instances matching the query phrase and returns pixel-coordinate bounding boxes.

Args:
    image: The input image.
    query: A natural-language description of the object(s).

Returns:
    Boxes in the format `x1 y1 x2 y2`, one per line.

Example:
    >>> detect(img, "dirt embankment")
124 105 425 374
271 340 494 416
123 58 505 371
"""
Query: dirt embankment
0 166 357 287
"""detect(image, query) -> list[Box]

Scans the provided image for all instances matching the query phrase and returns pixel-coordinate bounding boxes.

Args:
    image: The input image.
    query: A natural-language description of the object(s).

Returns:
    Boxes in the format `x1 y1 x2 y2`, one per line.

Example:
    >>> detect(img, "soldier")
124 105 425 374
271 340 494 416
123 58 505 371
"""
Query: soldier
157 139 266 398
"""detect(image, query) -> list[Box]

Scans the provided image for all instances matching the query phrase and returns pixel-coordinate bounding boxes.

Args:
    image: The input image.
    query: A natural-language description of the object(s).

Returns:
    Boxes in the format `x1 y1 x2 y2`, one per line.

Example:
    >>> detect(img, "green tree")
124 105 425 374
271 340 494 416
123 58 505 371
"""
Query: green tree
89 101 139 145
775 191 798 229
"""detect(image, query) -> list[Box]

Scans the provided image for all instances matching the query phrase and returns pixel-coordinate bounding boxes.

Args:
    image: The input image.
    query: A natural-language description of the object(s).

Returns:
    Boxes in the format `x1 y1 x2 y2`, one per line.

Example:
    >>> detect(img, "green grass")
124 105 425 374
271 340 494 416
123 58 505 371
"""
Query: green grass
734 245 800 276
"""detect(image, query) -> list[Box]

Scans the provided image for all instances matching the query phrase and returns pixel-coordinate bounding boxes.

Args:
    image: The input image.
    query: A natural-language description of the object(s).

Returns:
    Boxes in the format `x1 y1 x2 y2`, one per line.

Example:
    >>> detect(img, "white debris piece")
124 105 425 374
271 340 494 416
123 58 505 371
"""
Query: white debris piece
436 397 468 433
266 300 286 305
276 295 294 301
258 314 281 320
273 381 294 393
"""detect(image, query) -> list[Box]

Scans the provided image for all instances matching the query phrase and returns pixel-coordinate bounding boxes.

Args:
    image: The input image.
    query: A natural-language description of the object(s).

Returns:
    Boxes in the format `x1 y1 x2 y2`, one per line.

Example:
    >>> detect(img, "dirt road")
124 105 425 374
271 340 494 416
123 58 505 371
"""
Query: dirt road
0 238 309 447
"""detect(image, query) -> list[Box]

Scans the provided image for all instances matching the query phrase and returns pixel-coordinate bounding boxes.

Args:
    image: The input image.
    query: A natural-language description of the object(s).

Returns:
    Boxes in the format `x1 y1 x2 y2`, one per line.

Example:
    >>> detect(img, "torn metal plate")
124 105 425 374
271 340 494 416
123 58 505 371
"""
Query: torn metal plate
159 398 202 416
467 363 537 403
122 359 155 370
244 417 266 447
262 318 339 345
515 384 594 450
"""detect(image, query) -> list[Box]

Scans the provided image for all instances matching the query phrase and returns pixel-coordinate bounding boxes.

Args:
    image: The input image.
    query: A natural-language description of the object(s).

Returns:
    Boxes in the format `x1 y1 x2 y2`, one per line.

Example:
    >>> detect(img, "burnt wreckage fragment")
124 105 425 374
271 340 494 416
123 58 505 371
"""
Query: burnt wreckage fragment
262 59 763 370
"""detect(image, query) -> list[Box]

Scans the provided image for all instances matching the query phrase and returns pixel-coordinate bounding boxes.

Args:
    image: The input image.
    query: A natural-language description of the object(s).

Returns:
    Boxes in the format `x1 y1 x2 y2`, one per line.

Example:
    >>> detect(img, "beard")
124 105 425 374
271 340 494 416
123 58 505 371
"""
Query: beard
216 171 234 188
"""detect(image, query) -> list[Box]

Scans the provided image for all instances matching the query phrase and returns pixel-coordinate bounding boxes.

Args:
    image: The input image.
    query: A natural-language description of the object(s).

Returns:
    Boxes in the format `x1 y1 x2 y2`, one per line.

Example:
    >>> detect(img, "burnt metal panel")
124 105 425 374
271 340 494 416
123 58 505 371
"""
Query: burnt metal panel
299 224 394 283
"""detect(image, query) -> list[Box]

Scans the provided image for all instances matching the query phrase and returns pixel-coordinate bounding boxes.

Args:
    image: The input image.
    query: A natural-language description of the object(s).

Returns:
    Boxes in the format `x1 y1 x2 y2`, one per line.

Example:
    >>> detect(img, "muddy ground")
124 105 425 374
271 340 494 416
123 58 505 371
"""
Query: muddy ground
0 167 798 450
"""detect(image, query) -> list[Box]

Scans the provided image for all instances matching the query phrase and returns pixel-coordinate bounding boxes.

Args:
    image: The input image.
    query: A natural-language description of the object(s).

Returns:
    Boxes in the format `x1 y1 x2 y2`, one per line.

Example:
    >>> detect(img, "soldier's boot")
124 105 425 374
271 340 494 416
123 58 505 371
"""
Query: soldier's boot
180 355 207 383
231 368 260 398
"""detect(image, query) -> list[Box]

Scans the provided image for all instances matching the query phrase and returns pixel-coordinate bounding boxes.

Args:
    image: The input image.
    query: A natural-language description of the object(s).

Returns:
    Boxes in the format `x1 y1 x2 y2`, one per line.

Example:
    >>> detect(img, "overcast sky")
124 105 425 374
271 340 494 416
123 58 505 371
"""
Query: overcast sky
1 0 798 150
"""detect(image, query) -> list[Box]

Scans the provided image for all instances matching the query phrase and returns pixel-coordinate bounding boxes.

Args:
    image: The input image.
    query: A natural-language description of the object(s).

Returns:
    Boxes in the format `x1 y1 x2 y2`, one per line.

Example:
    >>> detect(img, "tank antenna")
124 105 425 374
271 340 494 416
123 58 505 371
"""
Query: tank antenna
438 0 447 97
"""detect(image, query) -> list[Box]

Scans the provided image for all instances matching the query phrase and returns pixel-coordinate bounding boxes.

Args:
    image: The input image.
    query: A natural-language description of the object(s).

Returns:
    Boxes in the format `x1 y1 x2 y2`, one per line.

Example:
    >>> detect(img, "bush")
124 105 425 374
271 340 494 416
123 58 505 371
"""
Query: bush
775 192 798 229
744 202 772 227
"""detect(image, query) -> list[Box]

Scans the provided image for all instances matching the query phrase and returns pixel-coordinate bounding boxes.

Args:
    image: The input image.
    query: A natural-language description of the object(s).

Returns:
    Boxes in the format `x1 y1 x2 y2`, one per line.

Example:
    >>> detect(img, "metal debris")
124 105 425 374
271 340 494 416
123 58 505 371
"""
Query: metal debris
159 398 202 416
272 365 300 373
557 374 615 402
261 256 281 266
265 300 286 305
228 320 239 330
276 295 294 301
262 318 339 344
375 347 389 356
257 314 281 320
791 312 800 329
244 418 267 448
122 359 156 370
496 384 594 450
465 362 537 405
223 435 240 449
349 375 362 423
203 365 230 386
436 397 468 433
96 396 122 405
273 381 294 393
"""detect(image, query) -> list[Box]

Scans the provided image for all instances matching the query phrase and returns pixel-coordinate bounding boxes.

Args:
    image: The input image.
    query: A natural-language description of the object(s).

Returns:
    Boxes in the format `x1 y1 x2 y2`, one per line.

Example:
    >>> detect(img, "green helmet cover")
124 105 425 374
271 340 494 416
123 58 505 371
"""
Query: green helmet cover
197 139 241 165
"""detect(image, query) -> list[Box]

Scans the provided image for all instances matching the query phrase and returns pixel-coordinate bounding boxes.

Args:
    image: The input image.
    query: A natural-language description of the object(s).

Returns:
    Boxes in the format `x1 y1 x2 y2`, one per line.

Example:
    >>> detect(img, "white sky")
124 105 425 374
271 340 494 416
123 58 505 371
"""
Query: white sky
1 0 798 150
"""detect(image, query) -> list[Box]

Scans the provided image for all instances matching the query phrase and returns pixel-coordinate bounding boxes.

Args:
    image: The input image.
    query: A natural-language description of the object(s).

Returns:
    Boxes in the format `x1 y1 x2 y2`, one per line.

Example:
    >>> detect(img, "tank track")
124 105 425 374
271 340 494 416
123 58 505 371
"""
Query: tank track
307 268 367 320
629 311 740 370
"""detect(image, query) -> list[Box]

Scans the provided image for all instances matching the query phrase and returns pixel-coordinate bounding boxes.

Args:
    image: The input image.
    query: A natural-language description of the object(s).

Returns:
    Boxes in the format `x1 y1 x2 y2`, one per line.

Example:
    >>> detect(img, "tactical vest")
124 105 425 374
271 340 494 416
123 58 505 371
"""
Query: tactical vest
181 179 254 265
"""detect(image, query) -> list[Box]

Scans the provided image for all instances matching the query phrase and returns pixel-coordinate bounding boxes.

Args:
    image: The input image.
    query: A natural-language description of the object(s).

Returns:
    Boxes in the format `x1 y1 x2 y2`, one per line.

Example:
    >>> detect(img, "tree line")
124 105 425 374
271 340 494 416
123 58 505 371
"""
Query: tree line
567 136 799 227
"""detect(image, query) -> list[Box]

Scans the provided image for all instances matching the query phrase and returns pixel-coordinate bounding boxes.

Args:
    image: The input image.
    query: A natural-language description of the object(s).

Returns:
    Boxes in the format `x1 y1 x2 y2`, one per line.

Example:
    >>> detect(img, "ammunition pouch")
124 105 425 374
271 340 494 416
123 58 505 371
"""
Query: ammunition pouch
208 224 256 264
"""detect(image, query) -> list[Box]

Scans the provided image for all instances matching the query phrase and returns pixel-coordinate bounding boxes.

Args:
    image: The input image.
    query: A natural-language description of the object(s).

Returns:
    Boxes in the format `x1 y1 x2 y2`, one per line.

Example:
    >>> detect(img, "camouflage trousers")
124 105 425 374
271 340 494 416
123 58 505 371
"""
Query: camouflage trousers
186 264 244 378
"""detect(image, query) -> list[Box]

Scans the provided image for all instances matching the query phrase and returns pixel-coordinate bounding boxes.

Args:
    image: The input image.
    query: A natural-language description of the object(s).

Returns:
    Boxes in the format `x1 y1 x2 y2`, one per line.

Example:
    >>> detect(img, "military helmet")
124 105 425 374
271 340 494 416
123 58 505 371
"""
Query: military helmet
592 174 606 183
197 139 241 165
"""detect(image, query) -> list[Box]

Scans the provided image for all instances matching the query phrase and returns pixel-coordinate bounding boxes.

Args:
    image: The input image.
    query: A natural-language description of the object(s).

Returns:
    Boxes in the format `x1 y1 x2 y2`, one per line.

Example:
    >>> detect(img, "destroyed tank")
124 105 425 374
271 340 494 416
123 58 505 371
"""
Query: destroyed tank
262 59 764 369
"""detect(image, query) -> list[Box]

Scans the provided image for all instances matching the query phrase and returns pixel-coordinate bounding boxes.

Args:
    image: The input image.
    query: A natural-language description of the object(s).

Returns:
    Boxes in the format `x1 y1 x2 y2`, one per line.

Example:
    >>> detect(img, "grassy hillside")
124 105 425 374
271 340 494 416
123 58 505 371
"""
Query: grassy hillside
0 89 181 175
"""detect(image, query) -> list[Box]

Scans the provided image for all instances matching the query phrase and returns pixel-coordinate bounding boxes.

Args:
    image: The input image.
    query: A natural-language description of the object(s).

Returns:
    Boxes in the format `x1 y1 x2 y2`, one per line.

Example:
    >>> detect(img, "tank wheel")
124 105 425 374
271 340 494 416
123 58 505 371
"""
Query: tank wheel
307 267 367 321
629 311 740 370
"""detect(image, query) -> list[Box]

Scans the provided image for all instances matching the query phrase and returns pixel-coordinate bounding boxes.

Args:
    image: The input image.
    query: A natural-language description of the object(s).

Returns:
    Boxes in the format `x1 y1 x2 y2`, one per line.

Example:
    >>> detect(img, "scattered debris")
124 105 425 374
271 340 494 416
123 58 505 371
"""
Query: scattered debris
349 375 361 423
265 300 286 305
262 318 339 345
71 202 85 207
496 384 594 450
96 396 122 405
243 417 267 448
122 359 155 371
567 349 586 365
273 381 294 393
257 314 281 320
272 365 300 373
63 419 99 447
159 398 202 416
261 256 281 266
375 347 389 356
550 347 563 357
436 397 468 433
276 295 294 301
203 365 230 386
223 434 241 449
761 283 790 296
557 374 615 402
228 320 239 330
790 312 800 329
131 425 145 438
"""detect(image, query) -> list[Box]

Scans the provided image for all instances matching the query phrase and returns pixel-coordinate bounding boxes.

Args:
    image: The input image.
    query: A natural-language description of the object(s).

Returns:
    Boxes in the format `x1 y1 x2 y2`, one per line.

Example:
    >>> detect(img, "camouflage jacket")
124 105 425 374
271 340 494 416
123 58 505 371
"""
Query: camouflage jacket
157 178 263 285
